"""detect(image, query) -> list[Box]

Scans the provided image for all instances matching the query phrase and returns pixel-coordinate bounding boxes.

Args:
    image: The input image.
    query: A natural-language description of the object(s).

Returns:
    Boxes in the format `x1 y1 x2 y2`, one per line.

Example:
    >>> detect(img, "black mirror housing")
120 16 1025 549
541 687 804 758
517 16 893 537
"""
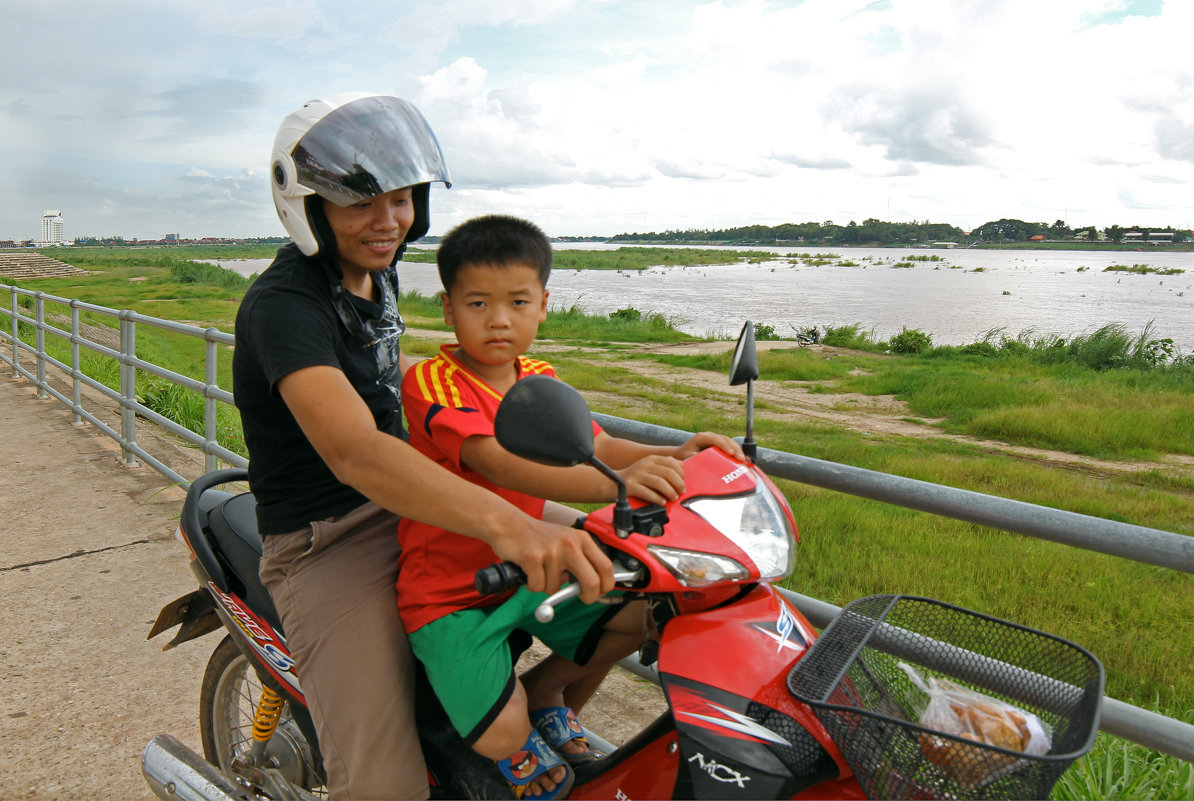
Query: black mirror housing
729 320 759 386
494 374 595 467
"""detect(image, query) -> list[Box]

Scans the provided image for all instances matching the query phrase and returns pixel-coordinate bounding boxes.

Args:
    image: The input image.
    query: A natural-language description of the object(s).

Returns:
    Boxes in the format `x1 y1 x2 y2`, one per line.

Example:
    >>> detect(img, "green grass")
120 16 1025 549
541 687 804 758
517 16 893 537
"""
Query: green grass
650 346 862 382
1104 263 1186 276
822 354 1194 459
540 304 693 343
8 254 249 457
1051 693 1194 800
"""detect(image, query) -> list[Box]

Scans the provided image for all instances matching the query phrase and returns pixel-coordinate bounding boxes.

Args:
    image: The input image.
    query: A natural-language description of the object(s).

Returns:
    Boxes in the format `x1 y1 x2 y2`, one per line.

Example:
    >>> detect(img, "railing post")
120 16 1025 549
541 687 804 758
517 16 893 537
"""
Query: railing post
70 300 83 426
8 290 17 378
34 292 48 399
118 310 138 467
204 329 219 473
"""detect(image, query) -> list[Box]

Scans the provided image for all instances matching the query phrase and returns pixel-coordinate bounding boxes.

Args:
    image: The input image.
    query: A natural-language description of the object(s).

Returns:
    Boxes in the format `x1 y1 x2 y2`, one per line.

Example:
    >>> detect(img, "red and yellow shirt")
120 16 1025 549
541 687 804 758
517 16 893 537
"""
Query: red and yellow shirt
398 344 585 632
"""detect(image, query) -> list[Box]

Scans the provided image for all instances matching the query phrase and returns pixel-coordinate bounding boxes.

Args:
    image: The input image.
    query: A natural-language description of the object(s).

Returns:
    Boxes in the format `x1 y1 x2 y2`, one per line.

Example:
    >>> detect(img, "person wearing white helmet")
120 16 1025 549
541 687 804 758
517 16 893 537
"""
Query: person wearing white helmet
233 93 615 800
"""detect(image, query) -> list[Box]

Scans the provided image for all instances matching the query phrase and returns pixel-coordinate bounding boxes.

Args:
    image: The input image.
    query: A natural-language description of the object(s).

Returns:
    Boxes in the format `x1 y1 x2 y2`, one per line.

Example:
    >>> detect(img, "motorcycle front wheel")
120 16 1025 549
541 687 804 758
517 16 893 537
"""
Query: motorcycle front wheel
200 635 325 798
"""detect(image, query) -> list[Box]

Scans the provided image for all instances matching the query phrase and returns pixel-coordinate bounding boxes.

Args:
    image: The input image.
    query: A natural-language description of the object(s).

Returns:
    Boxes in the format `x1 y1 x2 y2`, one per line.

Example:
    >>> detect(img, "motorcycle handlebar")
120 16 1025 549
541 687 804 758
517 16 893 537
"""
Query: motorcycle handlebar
475 562 527 596
475 560 645 625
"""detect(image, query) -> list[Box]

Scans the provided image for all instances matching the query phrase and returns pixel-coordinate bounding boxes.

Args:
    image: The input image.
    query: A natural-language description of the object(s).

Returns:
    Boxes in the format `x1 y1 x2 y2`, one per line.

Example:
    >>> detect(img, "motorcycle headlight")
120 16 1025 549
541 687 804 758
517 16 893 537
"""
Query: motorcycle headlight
683 481 797 580
646 546 750 588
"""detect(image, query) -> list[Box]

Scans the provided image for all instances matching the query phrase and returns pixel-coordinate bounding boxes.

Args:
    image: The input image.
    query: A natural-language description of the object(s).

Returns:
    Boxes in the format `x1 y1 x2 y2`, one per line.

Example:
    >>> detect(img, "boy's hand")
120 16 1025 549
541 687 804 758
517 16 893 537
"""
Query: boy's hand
617 454 686 505
489 519 614 604
673 431 746 462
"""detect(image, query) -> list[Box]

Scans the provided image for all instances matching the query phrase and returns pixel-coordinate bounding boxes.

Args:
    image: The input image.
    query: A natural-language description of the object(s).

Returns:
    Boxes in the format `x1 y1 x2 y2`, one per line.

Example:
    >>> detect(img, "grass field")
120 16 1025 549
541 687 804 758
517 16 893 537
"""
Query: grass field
4 246 1192 798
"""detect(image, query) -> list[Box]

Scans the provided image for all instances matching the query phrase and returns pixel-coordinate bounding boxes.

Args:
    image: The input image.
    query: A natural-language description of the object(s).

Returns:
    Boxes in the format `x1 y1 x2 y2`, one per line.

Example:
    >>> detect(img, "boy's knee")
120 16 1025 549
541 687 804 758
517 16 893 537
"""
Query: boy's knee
472 714 532 760
471 684 532 760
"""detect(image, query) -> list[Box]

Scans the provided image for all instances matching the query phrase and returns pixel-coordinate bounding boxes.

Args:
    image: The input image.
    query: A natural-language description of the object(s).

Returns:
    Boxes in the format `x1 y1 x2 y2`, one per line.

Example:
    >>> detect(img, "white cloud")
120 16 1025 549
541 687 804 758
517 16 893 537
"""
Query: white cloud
3 0 1194 239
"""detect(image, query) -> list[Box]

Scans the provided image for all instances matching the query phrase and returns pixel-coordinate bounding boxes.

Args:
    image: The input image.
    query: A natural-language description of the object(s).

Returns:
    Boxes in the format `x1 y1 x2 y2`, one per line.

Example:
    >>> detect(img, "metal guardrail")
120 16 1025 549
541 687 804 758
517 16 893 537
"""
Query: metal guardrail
4 282 1192 763
2 284 246 484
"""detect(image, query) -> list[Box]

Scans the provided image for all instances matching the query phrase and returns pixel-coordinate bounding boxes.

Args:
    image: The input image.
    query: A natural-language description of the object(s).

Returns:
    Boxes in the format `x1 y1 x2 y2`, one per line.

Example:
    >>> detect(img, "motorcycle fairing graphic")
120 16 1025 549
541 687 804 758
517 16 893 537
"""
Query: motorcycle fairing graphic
665 675 847 799
657 583 856 798
208 582 304 701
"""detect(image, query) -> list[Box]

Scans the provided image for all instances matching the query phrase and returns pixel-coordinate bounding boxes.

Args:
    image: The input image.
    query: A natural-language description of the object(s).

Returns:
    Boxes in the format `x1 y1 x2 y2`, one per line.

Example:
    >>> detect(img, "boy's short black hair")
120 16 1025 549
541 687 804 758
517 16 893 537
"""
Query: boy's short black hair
436 214 552 292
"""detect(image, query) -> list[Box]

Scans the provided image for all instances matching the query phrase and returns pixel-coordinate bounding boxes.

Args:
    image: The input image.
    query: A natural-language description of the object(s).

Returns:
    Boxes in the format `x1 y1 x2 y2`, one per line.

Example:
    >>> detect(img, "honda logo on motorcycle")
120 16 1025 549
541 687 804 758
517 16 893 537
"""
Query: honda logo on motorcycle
720 465 751 484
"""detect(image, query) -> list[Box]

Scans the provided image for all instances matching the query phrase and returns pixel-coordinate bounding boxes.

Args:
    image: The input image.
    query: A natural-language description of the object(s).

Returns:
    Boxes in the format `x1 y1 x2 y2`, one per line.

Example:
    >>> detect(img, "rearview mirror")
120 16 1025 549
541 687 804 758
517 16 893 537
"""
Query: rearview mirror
494 374 595 467
729 320 759 386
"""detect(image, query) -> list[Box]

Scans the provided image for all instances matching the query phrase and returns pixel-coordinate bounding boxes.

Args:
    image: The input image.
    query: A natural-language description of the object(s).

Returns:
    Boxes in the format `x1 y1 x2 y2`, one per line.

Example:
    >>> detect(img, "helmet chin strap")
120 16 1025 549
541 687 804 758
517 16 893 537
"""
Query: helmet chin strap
305 193 413 274
304 195 340 276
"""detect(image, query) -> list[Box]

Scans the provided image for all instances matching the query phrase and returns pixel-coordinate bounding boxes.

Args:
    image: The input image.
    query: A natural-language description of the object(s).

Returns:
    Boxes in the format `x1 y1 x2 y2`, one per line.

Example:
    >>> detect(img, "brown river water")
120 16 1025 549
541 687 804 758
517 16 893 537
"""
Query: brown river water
220 245 1194 354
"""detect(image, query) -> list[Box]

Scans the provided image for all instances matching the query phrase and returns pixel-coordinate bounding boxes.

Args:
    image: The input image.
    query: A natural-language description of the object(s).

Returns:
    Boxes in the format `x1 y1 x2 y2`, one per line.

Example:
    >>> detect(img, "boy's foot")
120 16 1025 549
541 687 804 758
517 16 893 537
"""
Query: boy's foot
531 706 602 766
495 728 574 800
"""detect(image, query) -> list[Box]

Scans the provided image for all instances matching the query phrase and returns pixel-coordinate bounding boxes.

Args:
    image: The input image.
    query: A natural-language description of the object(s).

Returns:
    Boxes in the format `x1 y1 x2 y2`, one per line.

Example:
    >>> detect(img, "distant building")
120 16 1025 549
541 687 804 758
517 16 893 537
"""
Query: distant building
41 210 64 244
1148 231 1173 243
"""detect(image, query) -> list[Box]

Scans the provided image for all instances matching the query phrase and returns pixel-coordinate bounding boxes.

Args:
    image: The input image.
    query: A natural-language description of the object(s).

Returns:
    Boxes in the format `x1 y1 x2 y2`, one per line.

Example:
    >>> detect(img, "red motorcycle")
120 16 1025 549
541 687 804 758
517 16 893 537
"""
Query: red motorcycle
144 322 1102 800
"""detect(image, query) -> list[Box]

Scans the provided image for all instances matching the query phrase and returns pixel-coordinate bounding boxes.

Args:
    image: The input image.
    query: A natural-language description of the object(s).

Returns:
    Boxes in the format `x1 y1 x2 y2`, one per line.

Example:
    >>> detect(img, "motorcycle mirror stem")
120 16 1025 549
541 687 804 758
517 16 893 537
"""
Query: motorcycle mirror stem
729 320 760 461
591 459 633 537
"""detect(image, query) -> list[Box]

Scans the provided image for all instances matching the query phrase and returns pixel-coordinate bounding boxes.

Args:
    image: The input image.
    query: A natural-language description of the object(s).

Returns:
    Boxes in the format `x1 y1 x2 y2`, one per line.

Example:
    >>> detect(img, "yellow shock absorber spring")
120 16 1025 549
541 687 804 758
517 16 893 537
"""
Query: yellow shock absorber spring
252 686 286 743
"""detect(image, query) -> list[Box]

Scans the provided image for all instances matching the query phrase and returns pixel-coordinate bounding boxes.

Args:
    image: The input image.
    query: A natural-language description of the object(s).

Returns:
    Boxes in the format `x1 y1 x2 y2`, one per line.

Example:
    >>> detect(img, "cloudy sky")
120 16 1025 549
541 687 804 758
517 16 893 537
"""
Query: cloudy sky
3 0 1191 242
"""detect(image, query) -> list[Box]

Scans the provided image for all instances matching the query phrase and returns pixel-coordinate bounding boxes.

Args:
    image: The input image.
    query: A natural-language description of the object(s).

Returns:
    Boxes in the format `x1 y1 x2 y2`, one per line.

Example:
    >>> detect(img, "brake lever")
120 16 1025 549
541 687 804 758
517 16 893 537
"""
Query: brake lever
534 568 643 623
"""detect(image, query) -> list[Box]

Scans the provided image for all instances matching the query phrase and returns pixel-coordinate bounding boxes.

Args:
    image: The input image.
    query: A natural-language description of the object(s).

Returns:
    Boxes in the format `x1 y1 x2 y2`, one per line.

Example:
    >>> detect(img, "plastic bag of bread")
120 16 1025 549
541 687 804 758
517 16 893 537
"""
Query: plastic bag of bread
897 662 1052 787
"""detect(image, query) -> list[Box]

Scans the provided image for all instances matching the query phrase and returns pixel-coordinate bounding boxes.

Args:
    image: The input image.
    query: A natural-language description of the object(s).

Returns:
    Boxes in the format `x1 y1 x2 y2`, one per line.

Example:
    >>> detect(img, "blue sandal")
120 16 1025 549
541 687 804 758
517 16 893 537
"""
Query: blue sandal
495 727 574 800
531 706 601 766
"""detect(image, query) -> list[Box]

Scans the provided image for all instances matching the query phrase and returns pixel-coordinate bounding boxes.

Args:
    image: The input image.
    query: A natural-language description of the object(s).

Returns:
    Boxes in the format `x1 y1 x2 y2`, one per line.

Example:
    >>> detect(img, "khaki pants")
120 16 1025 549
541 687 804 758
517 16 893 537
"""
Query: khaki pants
260 502 428 800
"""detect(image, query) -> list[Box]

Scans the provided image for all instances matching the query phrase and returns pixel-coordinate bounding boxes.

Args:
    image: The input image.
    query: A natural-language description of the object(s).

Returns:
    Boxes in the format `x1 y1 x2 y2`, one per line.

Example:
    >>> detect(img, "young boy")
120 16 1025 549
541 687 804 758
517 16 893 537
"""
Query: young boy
398 215 742 799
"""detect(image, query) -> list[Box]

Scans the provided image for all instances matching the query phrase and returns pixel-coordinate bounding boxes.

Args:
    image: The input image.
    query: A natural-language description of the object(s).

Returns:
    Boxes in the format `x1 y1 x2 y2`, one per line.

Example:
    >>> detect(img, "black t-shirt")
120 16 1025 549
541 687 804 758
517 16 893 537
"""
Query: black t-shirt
233 244 407 535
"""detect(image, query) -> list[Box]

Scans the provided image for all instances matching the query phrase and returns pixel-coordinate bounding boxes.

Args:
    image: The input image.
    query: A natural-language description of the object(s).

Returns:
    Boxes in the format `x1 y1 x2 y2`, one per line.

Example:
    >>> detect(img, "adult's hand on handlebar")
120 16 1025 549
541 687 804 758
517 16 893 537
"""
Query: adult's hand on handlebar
488 519 614 604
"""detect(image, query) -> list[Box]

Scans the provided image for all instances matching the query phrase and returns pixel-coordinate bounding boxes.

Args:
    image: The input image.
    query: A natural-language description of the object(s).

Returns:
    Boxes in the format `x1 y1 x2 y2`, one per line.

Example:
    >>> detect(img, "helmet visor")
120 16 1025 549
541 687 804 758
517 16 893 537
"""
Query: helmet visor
292 95 451 207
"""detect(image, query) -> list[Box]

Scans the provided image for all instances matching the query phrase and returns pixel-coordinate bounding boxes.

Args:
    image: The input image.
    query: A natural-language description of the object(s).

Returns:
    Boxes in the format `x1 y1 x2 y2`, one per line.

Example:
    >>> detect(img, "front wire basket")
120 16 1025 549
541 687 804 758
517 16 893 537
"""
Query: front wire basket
787 595 1103 800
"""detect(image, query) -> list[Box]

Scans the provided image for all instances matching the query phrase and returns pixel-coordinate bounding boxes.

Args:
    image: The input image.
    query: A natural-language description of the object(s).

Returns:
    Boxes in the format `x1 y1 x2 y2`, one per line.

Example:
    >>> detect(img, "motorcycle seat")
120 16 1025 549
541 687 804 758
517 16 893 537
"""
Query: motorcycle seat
206 493 283 632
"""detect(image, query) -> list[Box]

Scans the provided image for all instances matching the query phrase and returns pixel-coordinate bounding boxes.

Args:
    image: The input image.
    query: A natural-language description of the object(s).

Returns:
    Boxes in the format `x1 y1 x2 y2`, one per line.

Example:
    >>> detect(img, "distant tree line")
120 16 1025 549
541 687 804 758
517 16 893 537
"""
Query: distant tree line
969 219 1190 243
609 218 965 245
610 218 1191 245
71 235 291 247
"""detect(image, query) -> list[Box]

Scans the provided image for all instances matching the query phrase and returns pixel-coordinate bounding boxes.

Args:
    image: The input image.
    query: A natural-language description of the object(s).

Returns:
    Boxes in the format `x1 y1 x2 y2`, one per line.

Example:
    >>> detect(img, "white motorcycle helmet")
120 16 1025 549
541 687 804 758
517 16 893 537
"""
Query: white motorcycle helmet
270 92 451 261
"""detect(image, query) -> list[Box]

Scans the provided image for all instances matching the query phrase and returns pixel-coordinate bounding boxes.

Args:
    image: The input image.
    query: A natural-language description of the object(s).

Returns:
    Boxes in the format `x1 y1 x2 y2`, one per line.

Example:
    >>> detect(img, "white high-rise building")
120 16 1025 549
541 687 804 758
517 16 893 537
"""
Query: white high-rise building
41 210 64 243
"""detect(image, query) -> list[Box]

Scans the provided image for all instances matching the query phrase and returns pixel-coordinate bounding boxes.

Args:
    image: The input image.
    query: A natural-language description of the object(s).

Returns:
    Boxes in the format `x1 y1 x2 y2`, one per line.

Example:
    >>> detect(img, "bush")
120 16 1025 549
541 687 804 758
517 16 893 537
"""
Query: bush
889 327 933 354
139 380 205 434
959 341 1000 358
754 322 779 340
822 324 886 351
168 260 250 290
609 307 643 323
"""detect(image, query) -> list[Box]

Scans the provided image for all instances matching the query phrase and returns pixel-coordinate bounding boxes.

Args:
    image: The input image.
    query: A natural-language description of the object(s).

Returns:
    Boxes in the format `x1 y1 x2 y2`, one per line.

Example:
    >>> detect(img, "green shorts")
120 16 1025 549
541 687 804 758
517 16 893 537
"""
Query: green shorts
408 587 624 744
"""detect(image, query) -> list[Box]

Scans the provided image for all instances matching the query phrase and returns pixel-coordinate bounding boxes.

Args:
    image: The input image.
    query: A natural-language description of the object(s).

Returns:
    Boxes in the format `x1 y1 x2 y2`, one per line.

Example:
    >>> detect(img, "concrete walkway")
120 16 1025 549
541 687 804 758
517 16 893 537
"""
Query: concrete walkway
0 371 210 800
